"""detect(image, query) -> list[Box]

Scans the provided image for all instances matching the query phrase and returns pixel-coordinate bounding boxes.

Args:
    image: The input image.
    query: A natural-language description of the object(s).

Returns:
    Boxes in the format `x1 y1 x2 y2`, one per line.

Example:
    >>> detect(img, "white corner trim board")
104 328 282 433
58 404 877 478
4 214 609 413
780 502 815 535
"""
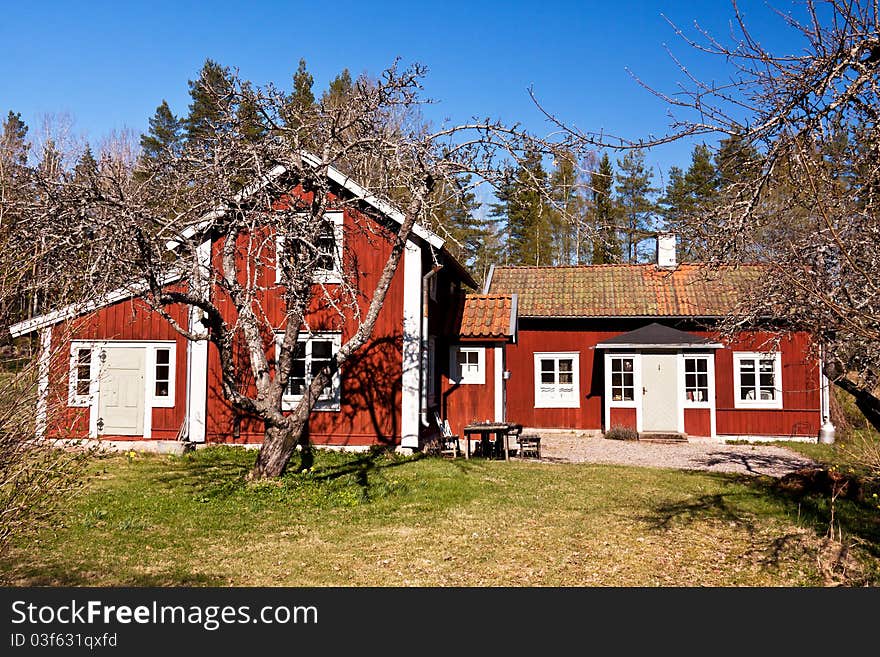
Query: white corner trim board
400 241 422 448
494 345 504 422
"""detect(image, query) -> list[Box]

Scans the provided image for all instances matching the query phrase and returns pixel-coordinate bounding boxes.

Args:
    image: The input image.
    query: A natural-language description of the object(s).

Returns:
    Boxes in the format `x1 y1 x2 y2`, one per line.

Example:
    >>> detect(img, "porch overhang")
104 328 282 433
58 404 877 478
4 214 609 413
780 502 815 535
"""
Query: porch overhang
595 322 723 350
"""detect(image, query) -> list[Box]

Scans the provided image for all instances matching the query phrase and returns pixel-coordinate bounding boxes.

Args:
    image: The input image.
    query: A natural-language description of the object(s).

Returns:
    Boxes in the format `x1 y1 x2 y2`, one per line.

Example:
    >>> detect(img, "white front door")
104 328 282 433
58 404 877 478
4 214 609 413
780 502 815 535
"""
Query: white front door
641 352 679 432
97 348 145 436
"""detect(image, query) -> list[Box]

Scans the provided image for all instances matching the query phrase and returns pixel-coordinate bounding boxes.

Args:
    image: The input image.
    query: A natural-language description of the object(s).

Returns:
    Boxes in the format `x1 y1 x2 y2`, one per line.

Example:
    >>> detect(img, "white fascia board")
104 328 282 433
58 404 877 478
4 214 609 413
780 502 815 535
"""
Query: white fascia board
165 165 288 251
595 342 724 350
167 154 444 253
9 271 184 337
298 151 445 250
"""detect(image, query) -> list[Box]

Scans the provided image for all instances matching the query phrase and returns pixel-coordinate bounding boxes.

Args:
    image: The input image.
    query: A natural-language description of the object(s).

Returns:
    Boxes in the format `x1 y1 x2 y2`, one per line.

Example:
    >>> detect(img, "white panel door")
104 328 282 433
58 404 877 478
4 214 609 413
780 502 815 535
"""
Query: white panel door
98 348 145 436
641 353 678 432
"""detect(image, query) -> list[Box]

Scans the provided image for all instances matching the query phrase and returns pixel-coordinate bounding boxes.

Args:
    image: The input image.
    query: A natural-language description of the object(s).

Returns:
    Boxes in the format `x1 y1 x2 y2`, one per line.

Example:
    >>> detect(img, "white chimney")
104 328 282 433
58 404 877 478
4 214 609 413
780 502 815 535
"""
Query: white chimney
656 233 677 269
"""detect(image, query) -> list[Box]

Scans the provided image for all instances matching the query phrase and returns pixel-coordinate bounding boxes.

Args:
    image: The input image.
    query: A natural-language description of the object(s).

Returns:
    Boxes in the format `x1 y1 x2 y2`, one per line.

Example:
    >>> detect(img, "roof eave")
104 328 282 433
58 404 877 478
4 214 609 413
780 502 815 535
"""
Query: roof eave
595 342 724 349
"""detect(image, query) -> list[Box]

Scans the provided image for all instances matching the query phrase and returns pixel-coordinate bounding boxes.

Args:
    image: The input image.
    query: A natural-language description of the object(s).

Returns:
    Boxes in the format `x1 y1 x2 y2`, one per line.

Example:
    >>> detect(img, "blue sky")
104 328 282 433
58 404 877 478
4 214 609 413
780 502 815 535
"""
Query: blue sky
0 0 807 189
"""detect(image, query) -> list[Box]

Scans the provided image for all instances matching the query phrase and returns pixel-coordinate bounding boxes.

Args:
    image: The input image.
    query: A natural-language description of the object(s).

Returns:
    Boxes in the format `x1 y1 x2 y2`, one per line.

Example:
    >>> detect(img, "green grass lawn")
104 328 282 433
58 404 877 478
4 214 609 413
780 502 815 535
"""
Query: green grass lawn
3 446 879 587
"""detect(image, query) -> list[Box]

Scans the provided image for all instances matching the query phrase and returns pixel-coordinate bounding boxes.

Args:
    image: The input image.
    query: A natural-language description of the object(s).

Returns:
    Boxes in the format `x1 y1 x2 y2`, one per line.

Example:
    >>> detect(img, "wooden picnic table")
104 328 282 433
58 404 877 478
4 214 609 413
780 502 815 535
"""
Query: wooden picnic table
462 422 523 460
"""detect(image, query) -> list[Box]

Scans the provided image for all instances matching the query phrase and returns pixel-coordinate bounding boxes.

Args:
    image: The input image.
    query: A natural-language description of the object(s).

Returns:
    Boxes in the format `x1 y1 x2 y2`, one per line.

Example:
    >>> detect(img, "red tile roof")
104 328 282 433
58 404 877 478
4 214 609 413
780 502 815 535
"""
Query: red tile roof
454 294 515 340
486 264 764 318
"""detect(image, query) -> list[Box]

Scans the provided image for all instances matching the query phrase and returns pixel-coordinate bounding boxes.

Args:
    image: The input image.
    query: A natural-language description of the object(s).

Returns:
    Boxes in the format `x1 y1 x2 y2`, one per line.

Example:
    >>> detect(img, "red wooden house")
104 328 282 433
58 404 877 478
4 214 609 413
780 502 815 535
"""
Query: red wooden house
9 161 476 451
11 171 828 451
441 236 830 441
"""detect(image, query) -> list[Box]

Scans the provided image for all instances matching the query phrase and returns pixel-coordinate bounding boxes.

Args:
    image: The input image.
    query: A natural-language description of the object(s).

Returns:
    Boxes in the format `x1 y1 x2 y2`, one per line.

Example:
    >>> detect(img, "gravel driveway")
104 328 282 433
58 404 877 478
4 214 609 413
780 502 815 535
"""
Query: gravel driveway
533 432 816 477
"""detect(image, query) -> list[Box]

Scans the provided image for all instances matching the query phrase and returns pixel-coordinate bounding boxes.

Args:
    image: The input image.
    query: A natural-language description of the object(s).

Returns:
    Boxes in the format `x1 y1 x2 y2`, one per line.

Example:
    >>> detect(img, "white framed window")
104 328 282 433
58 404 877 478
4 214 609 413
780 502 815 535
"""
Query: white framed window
68 344 96 407
683 355 711 405
534 352 580 408
609 356 635 402
733 351 782 409
146 343 177 408
449 346 485 385
275 212 344 285
277 331 342 411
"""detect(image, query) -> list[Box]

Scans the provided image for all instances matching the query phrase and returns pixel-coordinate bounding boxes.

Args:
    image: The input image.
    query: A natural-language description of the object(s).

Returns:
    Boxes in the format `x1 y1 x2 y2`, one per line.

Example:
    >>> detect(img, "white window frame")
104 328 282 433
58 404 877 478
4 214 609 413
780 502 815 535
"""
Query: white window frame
68 340 176 439
68 344 98 407
733 351 783 409
534 351 580 409
606 354 638 406
277 331 342 411
275 211 344 285
449 346 485 385
682 354 712 407
146 343 177 408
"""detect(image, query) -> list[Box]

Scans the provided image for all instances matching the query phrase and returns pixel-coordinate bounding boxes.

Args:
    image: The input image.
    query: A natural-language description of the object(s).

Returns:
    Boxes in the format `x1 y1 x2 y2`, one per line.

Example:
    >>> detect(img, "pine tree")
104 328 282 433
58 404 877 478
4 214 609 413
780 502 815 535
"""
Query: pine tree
282 59 316 134
1 111 29 169
615 149 657 262
660 144 720 260
590 152 621 264
0 111 31 326
507 150 551 266
237 82 267 142
435 175 499 285
322 68 353 108
715 130 761 188
548 150 585 265
140 100 183 163
185 59 234 147
71 144 98 186
488 168 515 265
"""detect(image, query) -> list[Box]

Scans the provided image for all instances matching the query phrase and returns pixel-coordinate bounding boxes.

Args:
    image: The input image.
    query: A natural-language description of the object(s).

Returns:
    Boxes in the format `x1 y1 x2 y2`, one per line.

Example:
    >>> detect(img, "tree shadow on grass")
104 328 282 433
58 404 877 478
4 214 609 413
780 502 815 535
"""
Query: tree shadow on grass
641 472 880 563
5 566 228 587
690 449 816 477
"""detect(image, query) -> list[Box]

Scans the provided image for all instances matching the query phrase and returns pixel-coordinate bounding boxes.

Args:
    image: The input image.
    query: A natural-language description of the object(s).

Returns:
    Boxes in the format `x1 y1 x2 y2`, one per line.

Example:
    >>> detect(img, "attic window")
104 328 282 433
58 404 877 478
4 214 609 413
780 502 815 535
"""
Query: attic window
276 212 344 285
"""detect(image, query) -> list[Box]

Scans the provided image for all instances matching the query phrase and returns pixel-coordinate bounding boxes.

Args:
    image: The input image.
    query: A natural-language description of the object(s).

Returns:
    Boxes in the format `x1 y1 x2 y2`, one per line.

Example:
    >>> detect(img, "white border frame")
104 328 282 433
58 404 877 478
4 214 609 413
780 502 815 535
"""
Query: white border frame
604 352 642 432
276 331 342 412
534 351 581 409
69 340 177 439
275 211 344 285
733 351 783 410
678 352 716 438
449 346 486 385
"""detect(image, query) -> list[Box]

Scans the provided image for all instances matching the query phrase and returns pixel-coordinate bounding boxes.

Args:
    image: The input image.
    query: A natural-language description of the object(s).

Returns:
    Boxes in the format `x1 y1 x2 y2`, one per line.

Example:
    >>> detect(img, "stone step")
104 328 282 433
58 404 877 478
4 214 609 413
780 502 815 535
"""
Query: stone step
638 432 688 443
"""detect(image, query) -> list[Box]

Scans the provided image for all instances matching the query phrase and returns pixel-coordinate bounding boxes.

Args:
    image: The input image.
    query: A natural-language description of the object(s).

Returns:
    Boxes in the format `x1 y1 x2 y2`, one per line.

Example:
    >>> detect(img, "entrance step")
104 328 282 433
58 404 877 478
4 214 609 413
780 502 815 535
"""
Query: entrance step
638 432 688 443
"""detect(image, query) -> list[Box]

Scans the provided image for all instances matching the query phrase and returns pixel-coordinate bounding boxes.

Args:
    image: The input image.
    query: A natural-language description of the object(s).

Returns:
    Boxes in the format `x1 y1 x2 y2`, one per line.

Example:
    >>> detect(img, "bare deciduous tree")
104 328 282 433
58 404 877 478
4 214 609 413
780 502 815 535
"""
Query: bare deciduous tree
546 0 880 432
24 62 575 479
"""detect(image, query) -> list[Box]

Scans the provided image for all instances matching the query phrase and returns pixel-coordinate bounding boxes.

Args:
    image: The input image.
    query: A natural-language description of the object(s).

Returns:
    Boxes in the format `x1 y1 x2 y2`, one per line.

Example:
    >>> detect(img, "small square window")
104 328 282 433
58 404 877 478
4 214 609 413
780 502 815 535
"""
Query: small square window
450 347 485 385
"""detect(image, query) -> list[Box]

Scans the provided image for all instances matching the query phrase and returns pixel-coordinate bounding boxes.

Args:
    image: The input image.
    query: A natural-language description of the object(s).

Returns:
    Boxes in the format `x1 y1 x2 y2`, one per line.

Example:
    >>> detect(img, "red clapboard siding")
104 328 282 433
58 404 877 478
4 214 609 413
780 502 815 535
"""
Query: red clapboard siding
504 328 617 430
684 408 711 437
714 331 820 436
204 205 407 446
609 407 637 431
46 297 190 440
441 344 496 438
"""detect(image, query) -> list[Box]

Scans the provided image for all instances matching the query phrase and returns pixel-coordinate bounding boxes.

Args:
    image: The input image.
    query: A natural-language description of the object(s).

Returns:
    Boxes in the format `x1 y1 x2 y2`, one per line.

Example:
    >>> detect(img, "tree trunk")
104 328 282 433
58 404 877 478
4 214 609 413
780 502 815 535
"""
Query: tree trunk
824 361 880 434
250 419 310 479
832 378 880 434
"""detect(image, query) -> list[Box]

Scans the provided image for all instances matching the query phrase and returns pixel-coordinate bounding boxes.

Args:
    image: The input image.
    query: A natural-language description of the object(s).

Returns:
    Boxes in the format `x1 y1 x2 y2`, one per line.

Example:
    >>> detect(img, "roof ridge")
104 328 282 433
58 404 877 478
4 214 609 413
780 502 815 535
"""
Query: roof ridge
492 262 768 270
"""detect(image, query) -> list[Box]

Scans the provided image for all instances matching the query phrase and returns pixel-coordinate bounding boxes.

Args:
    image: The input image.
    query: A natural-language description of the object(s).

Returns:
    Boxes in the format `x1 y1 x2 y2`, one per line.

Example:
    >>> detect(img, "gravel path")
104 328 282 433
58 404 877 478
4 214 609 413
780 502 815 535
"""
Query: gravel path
532 432 816 477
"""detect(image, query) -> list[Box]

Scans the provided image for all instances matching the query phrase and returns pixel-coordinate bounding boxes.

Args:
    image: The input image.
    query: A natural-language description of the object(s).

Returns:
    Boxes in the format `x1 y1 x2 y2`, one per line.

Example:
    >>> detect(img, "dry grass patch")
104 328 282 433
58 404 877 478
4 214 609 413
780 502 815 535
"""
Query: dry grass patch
2 446 878 586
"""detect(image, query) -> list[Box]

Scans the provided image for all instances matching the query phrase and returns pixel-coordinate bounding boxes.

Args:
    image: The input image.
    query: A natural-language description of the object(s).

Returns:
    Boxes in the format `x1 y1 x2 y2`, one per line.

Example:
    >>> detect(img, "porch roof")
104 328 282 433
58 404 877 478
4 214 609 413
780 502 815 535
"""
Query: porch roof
595 322 723 349
451 293 517 341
